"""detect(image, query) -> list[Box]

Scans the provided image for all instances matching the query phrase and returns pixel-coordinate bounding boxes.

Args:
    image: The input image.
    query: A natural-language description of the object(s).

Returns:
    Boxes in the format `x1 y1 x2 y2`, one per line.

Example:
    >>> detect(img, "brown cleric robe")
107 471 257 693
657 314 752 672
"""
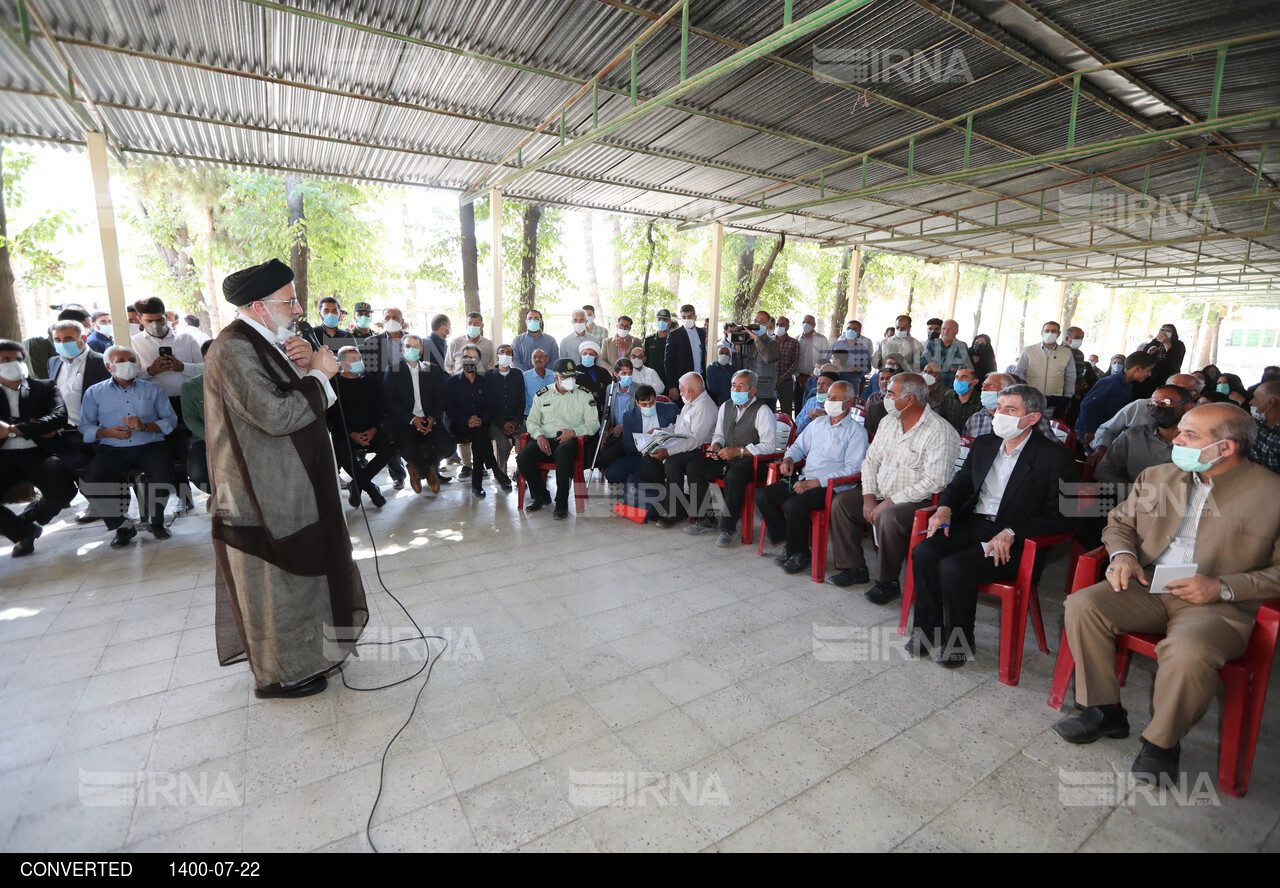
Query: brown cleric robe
205 318 367 691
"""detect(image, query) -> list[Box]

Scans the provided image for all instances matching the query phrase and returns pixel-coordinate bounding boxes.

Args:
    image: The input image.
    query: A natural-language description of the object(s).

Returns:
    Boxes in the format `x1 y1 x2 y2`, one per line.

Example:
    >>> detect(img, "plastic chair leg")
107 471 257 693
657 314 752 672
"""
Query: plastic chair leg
1048 629 1075 709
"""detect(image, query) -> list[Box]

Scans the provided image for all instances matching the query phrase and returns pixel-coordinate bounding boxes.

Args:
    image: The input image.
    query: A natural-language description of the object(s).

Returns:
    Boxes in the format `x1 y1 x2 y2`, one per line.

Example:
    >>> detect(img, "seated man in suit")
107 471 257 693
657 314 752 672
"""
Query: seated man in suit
1055 403 1280 784
444 343 510 497
911 384 1077 667
329 345 391 508
601 383 678 485
756 381 868 575
518 358 601 519
45 319 110 473
642 372 719 526
684 369 778 548
0 339 77 556
79 345 179 548
383 334 453 494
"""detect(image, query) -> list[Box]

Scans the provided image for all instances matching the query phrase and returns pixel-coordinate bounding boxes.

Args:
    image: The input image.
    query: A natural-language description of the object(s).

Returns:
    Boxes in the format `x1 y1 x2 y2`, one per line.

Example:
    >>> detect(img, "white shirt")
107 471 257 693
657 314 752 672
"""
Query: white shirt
974 433 1031 517
3 384 38 450
663 390 718 455
54 349 87 425
630 364 663 390
686 324 703 374
183 324 212 345
235 313 335 408
712 398 778 456
132 327 204 397
408 362 425 418
641 411 661 433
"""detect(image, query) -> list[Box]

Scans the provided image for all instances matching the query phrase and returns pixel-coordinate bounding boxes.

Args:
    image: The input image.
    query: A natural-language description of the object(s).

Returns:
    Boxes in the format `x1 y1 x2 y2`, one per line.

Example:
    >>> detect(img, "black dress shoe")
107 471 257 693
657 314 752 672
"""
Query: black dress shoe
863 580 901 605
1131 740 1180 785
472 486 486 498
75 512 99 524
826 566 870 587
254 675 328 699
526 493 553 512
367 488 387 508
1053 705 1130 745
458 466 473 480
148 523 172 540
782 552 812 575
772 547 792 566
496 471 513 491
656 516 681 529
348 482 360 508
12 523 41 558
392 478 405 491
934 649 967 669
109 524 138 549
903 632 932 658
553 504 569 520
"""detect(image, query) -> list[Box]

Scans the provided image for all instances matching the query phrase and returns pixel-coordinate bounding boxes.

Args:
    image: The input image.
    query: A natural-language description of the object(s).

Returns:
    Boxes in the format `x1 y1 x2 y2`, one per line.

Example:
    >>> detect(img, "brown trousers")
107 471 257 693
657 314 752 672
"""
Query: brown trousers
829 486 932 582
1064 580 1253 748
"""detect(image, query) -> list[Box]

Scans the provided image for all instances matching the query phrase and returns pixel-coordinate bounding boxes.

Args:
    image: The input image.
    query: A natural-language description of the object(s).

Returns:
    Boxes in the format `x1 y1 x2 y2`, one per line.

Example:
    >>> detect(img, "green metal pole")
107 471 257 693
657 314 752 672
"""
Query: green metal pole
907 138 914 178
631 46 638 107
963 113 972 168
1067 74 1080 149
1209 45 1227 120
1140 164 1150 208
1192 150 1206 203
784 0 793 27
1252 145 1267 194
681 1 690 82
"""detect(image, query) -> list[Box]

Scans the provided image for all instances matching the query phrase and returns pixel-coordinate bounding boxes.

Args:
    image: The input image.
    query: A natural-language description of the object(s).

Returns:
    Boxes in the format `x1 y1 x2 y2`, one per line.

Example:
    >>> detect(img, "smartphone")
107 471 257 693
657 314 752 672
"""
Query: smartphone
159 346 173 357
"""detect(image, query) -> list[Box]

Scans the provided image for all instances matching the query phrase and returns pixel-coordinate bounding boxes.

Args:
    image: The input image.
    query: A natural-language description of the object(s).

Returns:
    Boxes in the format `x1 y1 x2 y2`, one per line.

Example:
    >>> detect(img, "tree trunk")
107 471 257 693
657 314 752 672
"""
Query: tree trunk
459 199 479 316
519 203 542 318
905 281 915 316
733 235 757 322
1204 304 1225 366
1061 281 1082 330
667 238 684 298
611 216 624 304
582 211 600 309
744 233 785 318
1017 280 1032 353
0 147 20 341
830 247 852 339
286 175 308 314
972 277 988 335
202 195 222 334
639 221 657 322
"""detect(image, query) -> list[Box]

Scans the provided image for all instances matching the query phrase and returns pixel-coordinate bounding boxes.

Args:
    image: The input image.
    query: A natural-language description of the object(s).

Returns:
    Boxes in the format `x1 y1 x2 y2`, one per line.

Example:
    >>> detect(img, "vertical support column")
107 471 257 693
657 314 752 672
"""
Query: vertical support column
946 260 960 317
489 187 503 347
1101 287 1117 357
86 131 129 345
991 272 1009 357
845 246 862 321
1056 279 1068 323
709 221 724 338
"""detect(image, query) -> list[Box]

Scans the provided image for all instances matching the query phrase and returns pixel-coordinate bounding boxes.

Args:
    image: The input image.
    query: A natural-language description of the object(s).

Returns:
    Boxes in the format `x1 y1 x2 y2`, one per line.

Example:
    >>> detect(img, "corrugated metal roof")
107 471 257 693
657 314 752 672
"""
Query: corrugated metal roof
0 0 1276 297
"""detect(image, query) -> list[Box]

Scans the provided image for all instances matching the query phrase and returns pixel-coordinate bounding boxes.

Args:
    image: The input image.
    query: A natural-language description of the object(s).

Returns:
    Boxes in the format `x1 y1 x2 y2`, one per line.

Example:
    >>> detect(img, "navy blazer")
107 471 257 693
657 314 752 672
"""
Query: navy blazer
664 325 708 390
938 429 1077 540
621 401 679 455
47 350 110 394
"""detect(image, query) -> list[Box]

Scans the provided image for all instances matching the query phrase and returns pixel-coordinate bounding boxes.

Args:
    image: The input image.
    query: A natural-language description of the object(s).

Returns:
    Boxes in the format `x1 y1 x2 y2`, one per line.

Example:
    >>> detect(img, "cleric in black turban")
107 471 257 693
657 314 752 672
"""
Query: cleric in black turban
222 258 295 306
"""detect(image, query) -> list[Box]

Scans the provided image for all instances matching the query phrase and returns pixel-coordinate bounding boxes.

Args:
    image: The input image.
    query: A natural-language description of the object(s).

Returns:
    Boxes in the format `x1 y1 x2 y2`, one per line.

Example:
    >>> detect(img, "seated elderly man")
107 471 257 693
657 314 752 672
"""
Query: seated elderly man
755 381 867 575
937 366 982 433
962 372 1058 441
519 358 601 519
603 383 678 485
1055 404 1280 783
0 339 77 556
445 343 510 497
685 369 778 547
827 372 960 594
1095 385 1195 493
627 345 663 392
1248 380 1280 474
79 345 178 548
329 345 391 508
910 384 1077 667
796 369 841 434
1085 373 1204 468
643 372 719 526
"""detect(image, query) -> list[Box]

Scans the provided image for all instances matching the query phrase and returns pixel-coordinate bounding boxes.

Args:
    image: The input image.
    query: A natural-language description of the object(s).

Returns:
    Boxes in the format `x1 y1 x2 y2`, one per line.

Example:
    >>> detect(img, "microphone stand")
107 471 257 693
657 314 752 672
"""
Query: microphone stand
590 375 615 475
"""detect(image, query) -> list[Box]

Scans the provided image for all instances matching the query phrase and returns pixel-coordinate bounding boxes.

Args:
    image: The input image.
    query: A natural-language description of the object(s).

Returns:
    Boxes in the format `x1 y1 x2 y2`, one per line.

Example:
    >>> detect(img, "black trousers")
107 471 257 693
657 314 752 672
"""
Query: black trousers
392 421 454 477
687 453 769 531
640 449 703 518
381 421 405 482
82 441 174 530
333 429 394 496
755 481 828 554
0 449 76 542
517 437 578 506
910 516 1022 642
187 439 209 495
454 422 506 490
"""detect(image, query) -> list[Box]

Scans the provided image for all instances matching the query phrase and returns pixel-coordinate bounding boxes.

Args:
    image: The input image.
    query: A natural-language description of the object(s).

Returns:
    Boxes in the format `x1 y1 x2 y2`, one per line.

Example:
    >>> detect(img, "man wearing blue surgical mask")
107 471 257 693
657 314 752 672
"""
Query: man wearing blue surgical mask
596 377 676 483
512 308 559 372
1057 403 1280 787
329 345 390 508
316 296 359 350
962 372 1058 442
828 319 873 396
383 333 453 495
937 366 982 433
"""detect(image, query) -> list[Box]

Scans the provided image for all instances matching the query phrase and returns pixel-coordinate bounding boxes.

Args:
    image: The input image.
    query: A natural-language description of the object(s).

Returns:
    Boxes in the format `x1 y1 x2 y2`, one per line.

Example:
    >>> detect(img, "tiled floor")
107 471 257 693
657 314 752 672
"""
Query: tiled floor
1 471 1277 852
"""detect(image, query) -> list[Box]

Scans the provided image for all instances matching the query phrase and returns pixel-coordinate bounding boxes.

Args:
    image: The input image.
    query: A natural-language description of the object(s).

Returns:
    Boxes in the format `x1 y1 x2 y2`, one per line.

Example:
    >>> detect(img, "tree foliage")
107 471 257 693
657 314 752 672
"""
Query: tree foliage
1 147 80 293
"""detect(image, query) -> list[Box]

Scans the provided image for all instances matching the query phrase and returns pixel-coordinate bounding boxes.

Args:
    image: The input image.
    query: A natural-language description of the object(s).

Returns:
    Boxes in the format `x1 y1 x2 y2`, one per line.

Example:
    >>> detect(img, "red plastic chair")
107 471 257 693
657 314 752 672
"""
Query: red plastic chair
516 433 588 513
1048 418 1076 451
655 395 673 403
1061 459 1098 593
755 460 861 583
1049 546 1280 798
694 412 796 544
900 505 1074 686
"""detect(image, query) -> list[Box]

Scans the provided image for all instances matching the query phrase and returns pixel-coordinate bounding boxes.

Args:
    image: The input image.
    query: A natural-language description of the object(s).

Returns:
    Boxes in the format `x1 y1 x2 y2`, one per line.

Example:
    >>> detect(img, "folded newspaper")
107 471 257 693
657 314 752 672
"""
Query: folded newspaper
634 431 690 455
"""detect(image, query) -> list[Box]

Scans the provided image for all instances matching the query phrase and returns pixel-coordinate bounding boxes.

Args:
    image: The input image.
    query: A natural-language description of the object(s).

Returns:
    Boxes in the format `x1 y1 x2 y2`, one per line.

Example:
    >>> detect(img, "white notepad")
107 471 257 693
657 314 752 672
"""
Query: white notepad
1149 563 1198 595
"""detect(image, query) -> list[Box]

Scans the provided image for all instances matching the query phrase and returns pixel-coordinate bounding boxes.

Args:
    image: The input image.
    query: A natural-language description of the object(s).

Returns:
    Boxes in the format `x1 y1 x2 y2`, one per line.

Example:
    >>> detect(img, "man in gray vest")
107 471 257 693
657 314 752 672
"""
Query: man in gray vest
685 369 779 547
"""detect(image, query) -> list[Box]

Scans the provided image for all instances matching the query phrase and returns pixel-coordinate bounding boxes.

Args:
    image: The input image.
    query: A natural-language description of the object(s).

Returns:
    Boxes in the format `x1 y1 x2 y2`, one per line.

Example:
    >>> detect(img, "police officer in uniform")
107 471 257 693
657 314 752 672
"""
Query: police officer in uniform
518 358 601 519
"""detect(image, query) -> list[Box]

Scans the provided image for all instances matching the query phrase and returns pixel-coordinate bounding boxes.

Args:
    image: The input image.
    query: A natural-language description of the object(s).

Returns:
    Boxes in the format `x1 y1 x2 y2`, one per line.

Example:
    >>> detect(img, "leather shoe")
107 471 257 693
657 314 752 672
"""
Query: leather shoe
1053 705 1130 744
826 566 870 587
496 470 513 491
392 478 405 491
367 488 387 508
109 524 138 549
933 649 967 669
782 552 812 575
427 467 441 494
656 516 681 529
406 464 423 494
553 504 569 520
11 523 41 558
863 580 901 605
472 486 486 498
526 493 553 513
772 546 792 566
459 466 472 480
148 523 172 540
1131 740 1180 785
347 482 360 508
903 632 932 658
254 675 328 700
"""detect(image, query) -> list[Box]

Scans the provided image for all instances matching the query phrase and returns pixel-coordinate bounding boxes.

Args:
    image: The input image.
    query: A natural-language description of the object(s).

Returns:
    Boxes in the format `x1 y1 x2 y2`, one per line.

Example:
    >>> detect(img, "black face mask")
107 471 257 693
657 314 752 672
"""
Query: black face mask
1151 406 1181 429
928 330 941 340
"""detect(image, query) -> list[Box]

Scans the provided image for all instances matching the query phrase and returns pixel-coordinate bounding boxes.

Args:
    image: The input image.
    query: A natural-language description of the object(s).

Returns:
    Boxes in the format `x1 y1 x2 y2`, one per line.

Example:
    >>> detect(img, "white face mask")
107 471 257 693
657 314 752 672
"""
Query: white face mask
991 412 1027 439
631 357 644 368
383 319 403 334
921 373 937 388
573 322 587 334
111 360 140 381
823 398 846 417
716 354 730 365
0 361 24 382
558 376 576 392
776 326 788 337
894 329 909 339
497 354 513 368
682 318 696 329
1042 332 1059 346
884 395 904 417
802 323 814 335
1252 404 1269 422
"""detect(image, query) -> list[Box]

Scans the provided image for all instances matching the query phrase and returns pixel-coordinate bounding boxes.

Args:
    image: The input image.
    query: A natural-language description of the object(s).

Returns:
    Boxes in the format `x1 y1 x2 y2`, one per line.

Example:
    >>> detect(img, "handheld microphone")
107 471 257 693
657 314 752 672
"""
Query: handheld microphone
294 319 322 350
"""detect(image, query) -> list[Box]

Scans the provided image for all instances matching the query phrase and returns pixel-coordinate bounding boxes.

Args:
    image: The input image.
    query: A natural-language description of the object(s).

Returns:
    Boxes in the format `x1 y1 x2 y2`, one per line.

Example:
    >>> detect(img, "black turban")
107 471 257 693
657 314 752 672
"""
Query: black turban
223 259 294 307
819 371 842 384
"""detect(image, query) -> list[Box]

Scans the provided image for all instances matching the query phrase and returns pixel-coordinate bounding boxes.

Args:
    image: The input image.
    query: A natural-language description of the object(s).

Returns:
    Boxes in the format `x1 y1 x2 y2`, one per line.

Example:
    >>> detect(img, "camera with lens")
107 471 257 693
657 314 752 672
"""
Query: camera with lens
729 324 752 345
